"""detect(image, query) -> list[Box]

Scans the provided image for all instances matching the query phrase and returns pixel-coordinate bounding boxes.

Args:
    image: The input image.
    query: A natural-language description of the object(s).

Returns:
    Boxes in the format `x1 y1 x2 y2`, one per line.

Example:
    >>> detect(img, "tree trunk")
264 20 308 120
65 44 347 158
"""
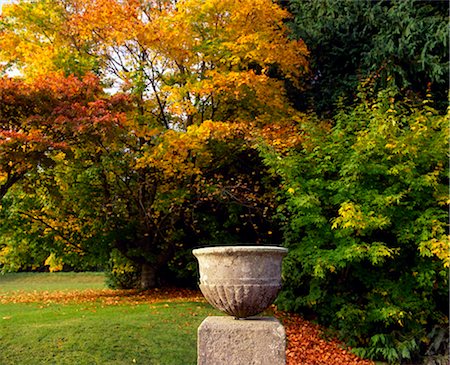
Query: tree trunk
140 262 157 289
0 172 23 201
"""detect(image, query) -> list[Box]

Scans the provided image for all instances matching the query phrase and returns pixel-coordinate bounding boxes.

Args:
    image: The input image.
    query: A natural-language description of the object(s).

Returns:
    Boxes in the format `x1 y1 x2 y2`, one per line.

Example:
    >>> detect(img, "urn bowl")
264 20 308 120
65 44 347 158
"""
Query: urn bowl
193 246 288 318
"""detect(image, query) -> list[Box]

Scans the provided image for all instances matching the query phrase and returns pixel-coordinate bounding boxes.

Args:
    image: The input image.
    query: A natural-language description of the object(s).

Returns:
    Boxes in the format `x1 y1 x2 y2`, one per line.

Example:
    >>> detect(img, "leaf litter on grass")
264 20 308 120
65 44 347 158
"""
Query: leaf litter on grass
0 288 204 306
1 288 374 365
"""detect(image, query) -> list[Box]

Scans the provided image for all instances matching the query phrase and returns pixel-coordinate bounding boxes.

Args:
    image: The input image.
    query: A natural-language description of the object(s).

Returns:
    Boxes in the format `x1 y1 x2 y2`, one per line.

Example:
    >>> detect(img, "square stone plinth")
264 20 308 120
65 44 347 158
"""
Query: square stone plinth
198 316 285 365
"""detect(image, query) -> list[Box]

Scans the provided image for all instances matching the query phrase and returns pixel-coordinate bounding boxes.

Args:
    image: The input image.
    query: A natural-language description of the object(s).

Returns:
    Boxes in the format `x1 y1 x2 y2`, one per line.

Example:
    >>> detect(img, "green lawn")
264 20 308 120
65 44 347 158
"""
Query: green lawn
0 273 219 365
0 272 107 292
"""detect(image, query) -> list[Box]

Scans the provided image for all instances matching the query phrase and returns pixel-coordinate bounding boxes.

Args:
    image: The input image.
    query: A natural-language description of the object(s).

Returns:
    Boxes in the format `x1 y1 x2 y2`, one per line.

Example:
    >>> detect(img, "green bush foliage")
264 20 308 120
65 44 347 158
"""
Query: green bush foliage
287 0 449 113
105 249 140 289
260 89 449 363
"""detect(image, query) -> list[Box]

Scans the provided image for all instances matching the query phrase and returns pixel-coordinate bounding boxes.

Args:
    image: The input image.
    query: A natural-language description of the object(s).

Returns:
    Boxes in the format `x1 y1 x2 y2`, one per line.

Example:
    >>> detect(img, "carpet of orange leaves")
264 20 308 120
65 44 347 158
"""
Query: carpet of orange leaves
1 288 374 365
275 310 374 365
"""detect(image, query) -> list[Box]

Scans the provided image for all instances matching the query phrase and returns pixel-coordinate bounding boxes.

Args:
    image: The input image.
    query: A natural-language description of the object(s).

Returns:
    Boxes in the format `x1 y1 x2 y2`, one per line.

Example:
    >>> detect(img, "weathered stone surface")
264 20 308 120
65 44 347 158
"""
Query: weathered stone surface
193 246 288 318
199 283 281 318
197 316 286 365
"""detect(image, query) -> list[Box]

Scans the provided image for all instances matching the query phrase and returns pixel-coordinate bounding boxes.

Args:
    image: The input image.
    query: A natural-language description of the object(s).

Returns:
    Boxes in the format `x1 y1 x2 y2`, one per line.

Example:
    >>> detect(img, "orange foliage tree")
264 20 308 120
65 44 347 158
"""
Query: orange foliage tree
0 73 127 200
0 73 132 270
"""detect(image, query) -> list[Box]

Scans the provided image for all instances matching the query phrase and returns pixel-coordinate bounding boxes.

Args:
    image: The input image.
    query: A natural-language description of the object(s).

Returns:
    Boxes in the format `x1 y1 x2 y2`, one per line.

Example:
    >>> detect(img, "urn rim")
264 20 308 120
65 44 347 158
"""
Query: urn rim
193 245 288 257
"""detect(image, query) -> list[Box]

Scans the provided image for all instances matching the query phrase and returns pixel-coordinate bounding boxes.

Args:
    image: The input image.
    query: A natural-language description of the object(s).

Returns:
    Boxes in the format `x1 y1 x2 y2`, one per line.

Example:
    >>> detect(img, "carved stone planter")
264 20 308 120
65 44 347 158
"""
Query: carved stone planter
193 246 288 318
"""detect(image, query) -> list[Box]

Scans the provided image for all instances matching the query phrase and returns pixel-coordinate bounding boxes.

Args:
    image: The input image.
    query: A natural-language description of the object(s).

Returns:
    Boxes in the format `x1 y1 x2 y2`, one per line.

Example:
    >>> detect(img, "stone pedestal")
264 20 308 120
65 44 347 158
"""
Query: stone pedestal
197 316 286 365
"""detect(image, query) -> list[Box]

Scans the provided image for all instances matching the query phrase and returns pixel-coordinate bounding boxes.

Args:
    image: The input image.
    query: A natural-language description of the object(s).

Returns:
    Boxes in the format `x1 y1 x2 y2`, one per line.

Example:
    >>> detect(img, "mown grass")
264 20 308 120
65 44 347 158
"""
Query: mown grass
0 272 107 292
0 272 219 365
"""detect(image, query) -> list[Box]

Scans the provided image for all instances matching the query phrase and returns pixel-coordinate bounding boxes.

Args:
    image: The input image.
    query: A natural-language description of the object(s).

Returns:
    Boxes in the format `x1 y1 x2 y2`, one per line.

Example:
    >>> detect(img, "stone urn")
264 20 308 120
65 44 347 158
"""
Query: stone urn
192 246 288 318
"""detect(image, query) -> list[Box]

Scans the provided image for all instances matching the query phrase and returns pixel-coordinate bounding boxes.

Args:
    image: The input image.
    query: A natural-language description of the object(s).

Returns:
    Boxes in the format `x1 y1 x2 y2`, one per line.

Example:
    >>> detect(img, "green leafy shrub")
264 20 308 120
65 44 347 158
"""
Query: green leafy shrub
105 249 140 289
0 189 63 273
260 89 449 363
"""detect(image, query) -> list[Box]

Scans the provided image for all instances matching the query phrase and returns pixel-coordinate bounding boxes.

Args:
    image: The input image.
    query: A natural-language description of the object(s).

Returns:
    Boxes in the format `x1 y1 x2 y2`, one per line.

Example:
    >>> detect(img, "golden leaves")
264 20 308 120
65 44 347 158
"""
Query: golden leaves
260 122 304 151
174 0 309 77
44 253 64 272
0 1 88 78
135 120 249 179
419 236 450 268
332 202 390 232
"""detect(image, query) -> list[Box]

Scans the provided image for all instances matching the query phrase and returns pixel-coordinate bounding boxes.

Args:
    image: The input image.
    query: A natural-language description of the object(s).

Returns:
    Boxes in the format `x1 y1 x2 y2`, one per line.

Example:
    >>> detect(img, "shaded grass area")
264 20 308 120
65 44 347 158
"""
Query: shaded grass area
0 272 107 292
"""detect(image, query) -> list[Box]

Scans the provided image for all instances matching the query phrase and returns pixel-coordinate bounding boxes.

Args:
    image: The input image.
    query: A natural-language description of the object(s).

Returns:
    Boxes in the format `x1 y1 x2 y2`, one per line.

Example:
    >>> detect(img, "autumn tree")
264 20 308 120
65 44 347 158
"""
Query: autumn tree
0 73 125 200
0 0 309 287
0 73 131 271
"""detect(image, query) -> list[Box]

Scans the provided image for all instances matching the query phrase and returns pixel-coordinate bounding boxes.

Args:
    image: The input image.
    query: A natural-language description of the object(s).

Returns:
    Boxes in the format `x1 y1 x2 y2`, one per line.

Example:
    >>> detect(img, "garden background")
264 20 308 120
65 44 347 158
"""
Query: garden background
0 0 448 364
